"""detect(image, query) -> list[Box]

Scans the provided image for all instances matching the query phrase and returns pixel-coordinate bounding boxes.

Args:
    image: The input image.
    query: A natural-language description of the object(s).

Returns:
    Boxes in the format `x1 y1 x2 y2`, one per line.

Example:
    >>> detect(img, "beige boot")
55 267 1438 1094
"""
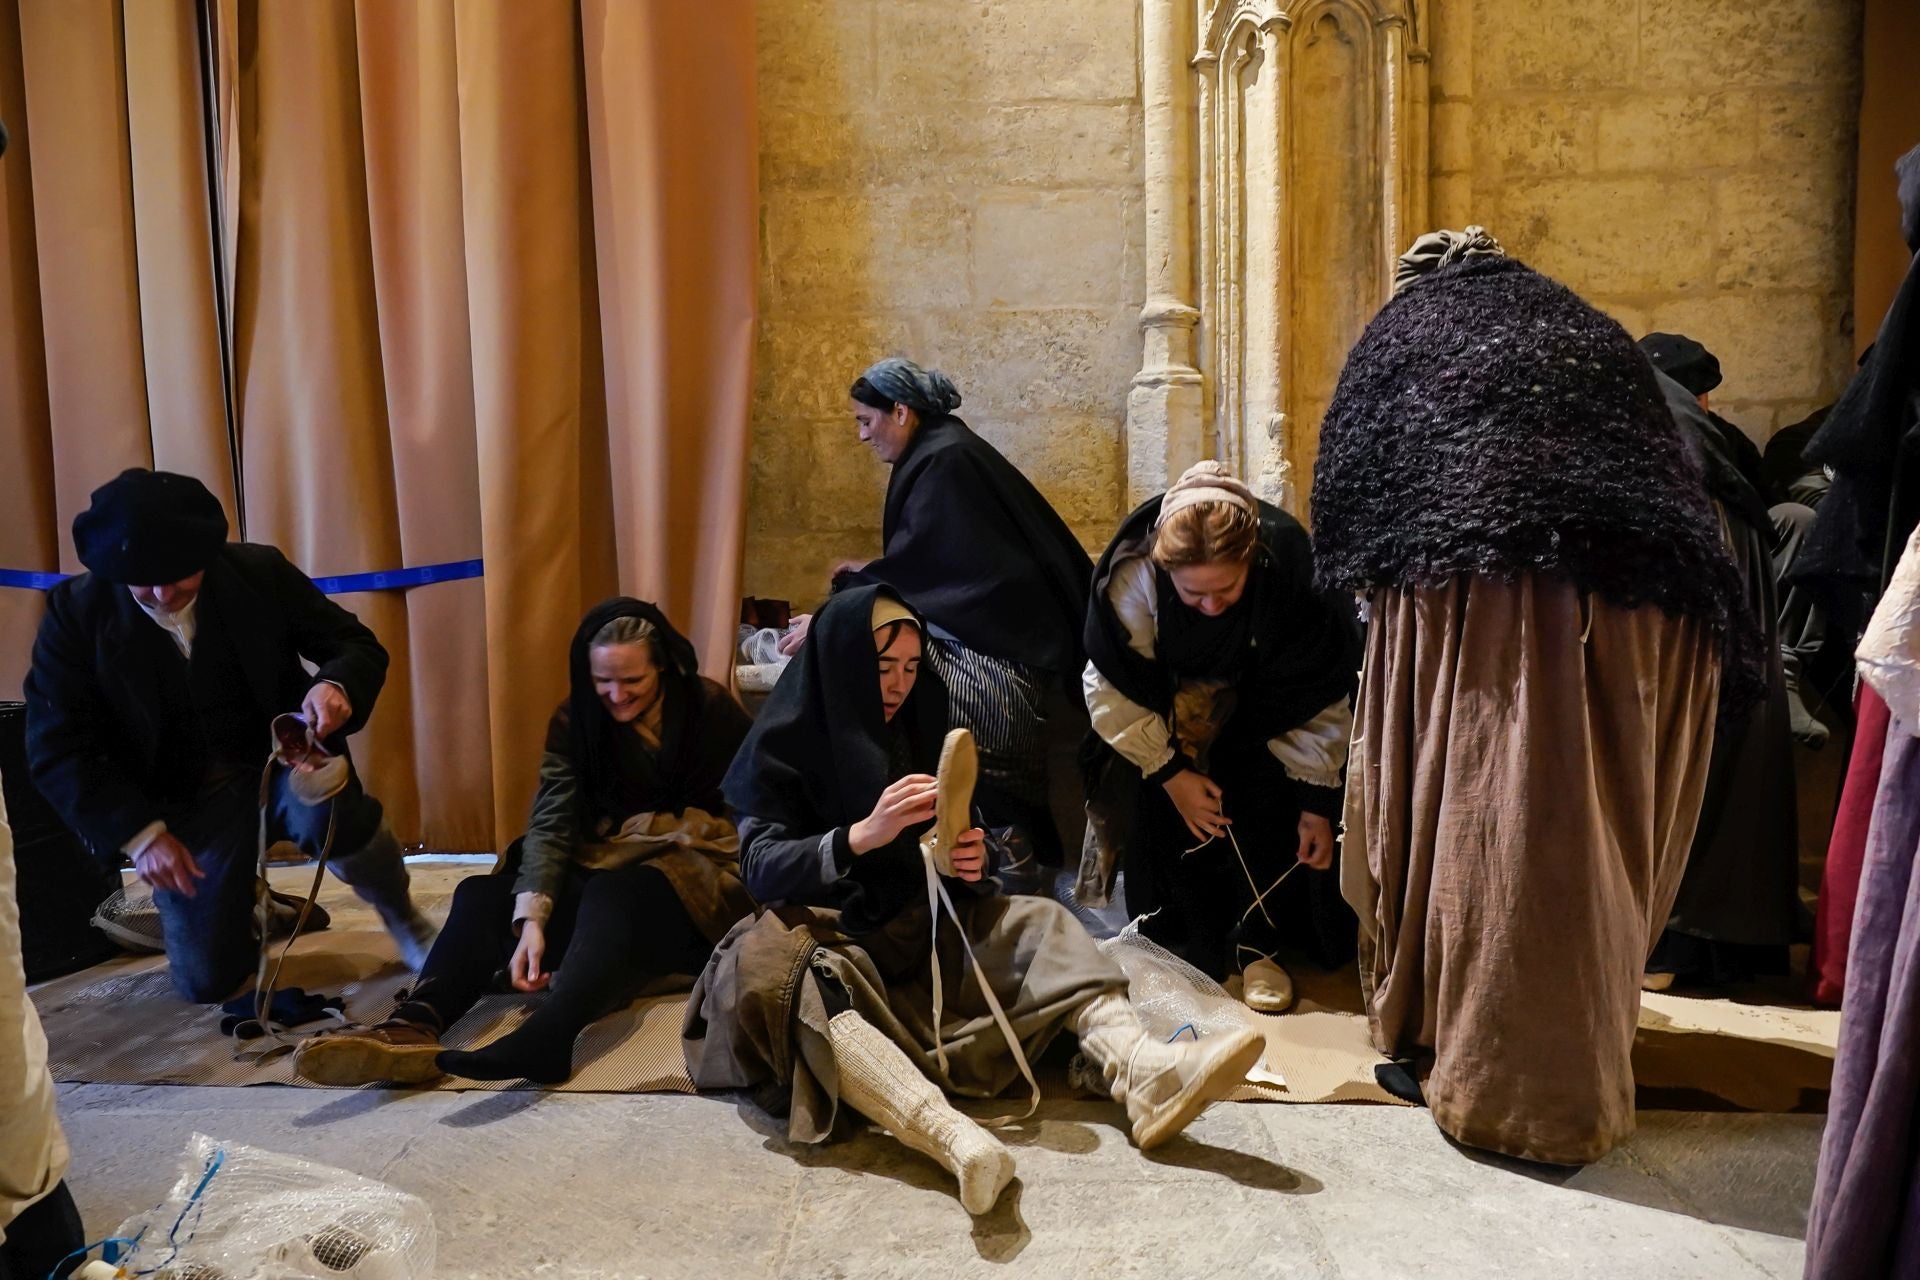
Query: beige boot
1070 992 1264 1150
828 1009 1015 1215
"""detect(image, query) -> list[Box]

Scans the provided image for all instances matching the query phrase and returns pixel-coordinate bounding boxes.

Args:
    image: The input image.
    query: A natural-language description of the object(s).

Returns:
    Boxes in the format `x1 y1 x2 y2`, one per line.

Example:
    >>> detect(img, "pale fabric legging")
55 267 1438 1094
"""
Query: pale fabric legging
0 786 70 1239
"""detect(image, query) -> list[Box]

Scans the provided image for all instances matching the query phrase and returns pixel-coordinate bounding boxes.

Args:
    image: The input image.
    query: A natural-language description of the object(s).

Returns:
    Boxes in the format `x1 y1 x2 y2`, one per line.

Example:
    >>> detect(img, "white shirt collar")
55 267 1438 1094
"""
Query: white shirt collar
133 592 198 658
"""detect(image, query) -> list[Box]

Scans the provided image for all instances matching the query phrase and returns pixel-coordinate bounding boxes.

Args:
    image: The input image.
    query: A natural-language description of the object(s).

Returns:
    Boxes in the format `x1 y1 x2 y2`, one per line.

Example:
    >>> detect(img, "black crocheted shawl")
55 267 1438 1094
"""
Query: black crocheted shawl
1311 255 1763 710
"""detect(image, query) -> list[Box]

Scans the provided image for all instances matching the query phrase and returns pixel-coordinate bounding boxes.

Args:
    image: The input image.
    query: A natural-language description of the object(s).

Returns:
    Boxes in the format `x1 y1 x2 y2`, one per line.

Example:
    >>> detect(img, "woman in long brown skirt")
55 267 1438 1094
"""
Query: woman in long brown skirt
1343 577 1717 1163
1313 228 1763 1165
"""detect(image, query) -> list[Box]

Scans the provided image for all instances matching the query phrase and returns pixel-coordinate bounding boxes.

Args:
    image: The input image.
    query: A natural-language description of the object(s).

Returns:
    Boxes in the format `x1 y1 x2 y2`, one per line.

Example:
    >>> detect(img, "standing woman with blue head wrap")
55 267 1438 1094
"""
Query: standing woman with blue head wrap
799 356 1096 879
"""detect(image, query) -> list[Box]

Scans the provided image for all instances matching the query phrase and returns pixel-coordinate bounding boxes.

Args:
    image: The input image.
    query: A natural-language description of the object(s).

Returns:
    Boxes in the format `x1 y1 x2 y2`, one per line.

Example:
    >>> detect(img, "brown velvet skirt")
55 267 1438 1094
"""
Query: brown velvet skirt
1341 573 1720 1165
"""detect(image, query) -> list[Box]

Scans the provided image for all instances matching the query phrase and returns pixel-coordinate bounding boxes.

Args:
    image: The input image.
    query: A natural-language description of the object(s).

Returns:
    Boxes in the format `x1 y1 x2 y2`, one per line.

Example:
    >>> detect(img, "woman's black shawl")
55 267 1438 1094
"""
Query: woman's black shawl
848 415 1092 680
1310 254 1763 712
564 598 745 825
722 585 951 930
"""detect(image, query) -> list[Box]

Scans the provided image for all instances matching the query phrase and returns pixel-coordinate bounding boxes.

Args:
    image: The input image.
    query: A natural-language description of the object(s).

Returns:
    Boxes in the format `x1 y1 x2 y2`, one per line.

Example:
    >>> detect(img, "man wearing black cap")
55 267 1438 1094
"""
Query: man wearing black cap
23 469 434 1003
1640 331 1830 748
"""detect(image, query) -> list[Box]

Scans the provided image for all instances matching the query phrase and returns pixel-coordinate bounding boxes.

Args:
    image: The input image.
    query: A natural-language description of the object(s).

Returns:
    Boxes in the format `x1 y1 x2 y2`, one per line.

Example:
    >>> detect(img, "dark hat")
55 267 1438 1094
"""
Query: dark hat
1638 332 1723 397
73 469 228 585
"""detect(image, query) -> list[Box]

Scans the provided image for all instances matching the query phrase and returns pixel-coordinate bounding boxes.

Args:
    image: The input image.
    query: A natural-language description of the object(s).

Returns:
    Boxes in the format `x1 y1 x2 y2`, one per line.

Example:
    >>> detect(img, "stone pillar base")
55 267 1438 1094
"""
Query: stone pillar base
1126 376 1205 508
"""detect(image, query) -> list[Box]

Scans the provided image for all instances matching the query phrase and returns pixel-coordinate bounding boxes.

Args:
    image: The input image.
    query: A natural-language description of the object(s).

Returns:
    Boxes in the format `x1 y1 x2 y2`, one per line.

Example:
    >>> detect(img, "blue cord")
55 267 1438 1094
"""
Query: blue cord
1167 1023 1199 1042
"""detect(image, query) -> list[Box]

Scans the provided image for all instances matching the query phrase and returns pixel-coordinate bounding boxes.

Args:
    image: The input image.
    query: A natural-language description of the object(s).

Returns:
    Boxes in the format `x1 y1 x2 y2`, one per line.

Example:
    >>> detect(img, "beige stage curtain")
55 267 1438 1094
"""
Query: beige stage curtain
0 0 757 853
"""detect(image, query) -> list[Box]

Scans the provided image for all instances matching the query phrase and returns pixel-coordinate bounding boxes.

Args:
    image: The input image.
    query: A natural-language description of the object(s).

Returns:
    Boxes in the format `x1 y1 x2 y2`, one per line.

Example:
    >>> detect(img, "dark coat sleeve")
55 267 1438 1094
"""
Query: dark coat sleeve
250 546 389 738
736 815 849 906
512 743 582 903
23 587 161 863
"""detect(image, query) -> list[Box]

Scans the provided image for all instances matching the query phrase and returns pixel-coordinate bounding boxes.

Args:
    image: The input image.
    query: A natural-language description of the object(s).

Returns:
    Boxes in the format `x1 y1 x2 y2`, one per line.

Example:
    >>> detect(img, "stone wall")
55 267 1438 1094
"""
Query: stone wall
1429 0 1865 440
746 0 1146 608
746 0 1867 610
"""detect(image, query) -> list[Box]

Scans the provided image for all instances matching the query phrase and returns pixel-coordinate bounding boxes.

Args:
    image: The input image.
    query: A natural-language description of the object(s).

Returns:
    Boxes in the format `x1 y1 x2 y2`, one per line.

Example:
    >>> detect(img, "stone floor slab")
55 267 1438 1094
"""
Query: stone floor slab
55 1085 1815 1278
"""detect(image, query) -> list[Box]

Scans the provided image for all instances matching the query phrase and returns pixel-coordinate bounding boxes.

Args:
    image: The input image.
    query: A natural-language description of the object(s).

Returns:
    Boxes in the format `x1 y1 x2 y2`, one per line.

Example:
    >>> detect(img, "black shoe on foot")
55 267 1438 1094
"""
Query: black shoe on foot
1375 1060 1427 1107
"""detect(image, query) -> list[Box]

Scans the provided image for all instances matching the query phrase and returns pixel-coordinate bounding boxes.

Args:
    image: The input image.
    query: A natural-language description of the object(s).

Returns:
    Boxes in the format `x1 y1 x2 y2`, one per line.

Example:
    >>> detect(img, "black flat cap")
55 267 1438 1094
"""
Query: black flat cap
73 469 228 585
1638 332 1723 397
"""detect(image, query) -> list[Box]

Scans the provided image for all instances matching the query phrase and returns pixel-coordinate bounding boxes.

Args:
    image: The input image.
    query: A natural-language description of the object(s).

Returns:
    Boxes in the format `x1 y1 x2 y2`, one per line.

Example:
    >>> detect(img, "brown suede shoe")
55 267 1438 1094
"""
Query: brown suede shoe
292 1019 444 1086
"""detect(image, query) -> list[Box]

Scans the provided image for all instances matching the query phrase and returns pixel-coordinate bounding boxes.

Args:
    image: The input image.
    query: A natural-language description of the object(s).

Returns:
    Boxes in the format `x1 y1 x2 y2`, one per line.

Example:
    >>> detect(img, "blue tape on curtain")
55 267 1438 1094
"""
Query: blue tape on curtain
0 558 483 595
0 569 71 590
309 559 484 595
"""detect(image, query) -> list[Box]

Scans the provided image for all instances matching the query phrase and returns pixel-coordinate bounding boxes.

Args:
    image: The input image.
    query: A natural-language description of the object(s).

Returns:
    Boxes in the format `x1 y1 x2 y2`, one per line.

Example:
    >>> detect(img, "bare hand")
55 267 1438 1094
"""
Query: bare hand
136 832 206 898
776 615 812 657
849 774 938 854
1295 813 1335 870
302 682 353 739
1163 769 1229 843
948 828 988 882
509 920 551 992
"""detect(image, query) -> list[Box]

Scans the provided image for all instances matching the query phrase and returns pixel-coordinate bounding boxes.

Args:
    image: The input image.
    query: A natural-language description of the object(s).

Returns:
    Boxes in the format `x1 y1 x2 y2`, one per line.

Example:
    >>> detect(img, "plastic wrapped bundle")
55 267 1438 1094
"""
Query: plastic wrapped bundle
1097 920 1252 1042
736 624 799 698
103 1134 436 1279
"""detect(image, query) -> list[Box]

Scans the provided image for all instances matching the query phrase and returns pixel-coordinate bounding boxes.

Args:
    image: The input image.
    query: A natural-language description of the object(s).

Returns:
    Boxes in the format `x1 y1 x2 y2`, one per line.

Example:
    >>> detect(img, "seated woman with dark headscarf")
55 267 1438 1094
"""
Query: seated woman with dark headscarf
798 358 1094 873
294 600 754 1087
1081 461 1361 1013
685 586 1261 1217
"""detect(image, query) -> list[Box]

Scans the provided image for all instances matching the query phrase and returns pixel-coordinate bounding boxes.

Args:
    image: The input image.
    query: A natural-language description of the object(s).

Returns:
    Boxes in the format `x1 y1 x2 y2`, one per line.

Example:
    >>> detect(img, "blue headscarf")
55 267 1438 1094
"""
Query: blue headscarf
853 357 963 418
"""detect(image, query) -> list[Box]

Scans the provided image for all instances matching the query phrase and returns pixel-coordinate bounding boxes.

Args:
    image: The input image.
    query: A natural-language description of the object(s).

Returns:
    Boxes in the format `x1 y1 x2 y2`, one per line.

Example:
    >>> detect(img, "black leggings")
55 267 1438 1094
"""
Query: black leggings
0 1181 84 1280
400 862 711 1040
1135 731 1354 979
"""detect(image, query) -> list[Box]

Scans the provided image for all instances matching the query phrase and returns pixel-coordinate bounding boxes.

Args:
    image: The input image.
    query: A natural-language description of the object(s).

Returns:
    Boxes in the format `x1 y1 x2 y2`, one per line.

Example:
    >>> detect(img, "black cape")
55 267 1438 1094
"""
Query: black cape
848 415 1092 680
1655 372 1775 536
722 585 951 931
1795 249 1920 598
1653 381 1799 957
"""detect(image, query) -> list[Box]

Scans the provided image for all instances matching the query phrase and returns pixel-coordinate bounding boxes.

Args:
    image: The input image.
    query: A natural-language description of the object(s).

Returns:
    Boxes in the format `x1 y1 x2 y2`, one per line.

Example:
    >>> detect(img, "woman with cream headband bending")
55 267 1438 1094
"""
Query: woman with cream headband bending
1081 461 1361 1013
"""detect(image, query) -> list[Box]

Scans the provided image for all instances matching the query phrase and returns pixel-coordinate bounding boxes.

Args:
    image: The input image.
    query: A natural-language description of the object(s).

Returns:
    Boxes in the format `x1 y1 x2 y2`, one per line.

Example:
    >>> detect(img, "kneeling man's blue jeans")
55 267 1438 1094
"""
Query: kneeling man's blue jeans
151 763 406 1002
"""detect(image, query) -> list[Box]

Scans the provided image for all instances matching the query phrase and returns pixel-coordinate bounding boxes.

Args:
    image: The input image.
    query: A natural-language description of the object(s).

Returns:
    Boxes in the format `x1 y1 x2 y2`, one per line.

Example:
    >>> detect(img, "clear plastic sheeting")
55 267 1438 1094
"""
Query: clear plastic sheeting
1097 919 1252 1043
103 1133 436 1279
1051 868 1129 941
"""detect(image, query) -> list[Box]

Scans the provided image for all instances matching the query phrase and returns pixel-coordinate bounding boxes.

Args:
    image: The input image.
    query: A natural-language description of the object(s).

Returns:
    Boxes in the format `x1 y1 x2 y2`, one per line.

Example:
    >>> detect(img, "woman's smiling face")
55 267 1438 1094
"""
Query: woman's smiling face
590 641 661 723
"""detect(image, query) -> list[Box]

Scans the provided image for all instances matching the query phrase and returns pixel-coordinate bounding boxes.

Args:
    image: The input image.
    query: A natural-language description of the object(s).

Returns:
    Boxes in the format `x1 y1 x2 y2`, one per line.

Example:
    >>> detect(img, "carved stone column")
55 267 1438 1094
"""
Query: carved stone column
1134 0 1429 514
1126 0 1206 507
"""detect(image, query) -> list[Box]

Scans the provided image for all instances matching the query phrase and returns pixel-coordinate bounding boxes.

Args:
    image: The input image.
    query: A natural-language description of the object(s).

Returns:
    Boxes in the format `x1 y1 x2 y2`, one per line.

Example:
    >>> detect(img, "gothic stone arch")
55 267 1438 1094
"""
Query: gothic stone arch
1129 0 1428 515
